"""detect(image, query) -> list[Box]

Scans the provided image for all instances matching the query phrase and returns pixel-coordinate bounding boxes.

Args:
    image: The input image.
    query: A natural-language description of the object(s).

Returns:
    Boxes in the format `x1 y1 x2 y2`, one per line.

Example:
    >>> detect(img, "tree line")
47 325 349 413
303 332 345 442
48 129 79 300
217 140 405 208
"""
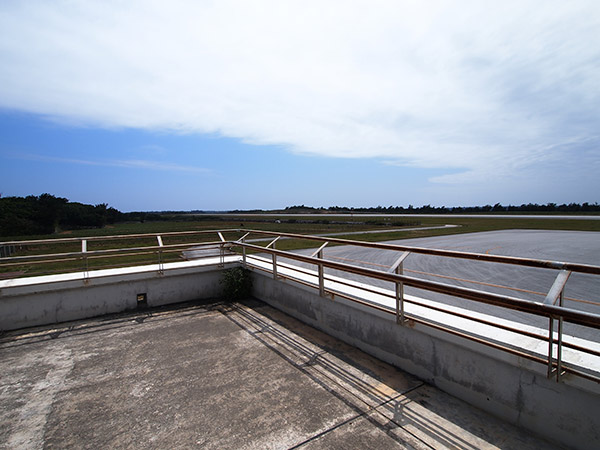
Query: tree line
0 194 218 237
2 194 598 238
0 194 122 237
282 202 600 214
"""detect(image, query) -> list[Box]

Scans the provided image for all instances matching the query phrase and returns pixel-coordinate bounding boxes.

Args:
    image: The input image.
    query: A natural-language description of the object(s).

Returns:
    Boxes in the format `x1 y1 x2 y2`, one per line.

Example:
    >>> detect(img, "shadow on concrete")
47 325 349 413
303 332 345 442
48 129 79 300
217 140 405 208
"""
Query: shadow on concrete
0 297 562 449
219 299 562 450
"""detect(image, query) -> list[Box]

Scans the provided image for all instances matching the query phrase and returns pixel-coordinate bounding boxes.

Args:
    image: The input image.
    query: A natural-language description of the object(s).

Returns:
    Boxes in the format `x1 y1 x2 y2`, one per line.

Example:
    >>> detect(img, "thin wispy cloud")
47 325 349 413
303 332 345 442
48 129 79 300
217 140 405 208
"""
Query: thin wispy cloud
13 153 210 174
112 159 210 173
139 144 168 154
0 0 598 187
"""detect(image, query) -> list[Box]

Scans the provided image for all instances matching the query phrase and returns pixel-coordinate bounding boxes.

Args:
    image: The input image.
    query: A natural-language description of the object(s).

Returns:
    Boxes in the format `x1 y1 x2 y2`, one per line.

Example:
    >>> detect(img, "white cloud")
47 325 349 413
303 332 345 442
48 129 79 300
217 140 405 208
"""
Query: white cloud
13 153 210 173
0 0 599 185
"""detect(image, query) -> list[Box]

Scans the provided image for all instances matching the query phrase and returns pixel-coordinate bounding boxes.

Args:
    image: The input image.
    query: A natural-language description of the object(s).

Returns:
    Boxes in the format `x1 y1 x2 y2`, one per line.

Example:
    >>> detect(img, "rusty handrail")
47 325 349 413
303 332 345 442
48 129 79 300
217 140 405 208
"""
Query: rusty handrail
0 229 240 246
238 241 600 329
238 236 600 383
4 227 599 276
0 239 227 265
239 229 600 275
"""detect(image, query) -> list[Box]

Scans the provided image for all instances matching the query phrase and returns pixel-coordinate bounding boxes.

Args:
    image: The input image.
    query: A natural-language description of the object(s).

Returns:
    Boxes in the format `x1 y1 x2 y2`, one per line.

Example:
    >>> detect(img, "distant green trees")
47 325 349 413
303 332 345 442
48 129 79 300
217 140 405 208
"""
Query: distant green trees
283 202 600 214
0 194 122 237
2 193 598 239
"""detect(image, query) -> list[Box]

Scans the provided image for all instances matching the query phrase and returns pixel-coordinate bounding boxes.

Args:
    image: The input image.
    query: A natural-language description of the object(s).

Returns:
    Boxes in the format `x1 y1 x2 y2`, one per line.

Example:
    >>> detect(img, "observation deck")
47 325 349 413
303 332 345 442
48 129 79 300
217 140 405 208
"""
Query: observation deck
1 229 599 449
1 298 564 449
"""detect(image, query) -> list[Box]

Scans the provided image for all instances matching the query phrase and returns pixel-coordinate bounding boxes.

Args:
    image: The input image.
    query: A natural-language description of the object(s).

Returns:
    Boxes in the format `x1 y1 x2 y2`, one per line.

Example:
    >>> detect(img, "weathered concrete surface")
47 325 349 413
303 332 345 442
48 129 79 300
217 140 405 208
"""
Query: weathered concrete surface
251 269 598 449
0 299 561 449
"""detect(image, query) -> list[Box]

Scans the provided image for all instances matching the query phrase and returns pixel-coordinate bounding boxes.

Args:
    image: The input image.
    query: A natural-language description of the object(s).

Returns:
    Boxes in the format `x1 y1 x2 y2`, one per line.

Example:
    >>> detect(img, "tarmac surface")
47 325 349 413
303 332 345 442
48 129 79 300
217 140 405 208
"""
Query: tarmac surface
0 299 563 449
282 230 600 341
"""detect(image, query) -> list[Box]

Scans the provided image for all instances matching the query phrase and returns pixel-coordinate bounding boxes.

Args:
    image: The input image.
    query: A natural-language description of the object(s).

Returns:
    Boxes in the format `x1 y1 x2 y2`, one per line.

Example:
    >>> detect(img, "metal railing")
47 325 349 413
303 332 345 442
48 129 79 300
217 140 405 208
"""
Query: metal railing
232 229 600 385
0 230 242 279
1 228 599 385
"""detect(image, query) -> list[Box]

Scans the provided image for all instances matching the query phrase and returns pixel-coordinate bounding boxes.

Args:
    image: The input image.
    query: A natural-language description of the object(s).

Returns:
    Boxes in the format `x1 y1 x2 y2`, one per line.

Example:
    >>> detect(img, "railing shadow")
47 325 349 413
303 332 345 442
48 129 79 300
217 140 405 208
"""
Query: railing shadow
221 298 549 449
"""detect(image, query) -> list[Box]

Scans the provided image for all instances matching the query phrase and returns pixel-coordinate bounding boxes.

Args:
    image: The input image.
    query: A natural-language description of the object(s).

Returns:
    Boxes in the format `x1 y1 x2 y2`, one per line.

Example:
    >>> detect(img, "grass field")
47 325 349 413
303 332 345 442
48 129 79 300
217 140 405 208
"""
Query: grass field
1 214 598 278
5 214 599 240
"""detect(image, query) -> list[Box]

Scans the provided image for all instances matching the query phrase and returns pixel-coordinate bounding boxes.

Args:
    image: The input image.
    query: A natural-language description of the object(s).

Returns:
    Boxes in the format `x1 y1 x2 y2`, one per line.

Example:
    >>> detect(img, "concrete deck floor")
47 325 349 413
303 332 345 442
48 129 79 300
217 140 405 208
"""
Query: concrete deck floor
0 298 563 449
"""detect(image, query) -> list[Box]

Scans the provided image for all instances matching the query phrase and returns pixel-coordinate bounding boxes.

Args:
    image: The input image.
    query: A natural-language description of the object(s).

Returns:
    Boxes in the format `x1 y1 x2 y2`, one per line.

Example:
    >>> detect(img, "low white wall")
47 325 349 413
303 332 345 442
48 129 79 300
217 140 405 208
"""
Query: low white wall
0 259 238 331
249 268 600 450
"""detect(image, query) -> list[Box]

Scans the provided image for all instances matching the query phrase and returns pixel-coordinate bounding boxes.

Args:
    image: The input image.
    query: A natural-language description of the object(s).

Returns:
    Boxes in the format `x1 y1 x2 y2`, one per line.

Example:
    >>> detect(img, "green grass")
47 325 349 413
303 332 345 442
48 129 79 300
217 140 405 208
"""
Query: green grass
3 214 598 243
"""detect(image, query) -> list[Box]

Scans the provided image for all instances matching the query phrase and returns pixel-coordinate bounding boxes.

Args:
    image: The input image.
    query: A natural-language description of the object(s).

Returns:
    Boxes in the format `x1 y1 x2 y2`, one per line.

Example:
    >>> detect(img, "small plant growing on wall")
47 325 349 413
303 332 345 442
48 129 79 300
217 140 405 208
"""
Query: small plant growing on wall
220 267 252 300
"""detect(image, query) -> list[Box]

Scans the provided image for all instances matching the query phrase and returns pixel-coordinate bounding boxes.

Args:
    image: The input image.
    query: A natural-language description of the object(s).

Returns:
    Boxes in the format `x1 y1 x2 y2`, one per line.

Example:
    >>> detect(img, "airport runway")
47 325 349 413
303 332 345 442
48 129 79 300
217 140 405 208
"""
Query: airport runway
226 213 600 220
281 230 600 341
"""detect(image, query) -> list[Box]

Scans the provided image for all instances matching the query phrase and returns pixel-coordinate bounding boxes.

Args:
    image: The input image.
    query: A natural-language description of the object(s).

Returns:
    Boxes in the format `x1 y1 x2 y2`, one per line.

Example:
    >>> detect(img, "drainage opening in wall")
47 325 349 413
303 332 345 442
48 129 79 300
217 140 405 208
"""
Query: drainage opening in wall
137 293 147 308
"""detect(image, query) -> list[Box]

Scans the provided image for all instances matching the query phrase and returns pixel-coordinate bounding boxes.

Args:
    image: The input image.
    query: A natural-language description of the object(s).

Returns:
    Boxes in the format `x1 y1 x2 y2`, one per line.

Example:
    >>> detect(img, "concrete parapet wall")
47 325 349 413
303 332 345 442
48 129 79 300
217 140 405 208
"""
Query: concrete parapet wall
1 257 598 449
250 269 600 450
0 259 237 331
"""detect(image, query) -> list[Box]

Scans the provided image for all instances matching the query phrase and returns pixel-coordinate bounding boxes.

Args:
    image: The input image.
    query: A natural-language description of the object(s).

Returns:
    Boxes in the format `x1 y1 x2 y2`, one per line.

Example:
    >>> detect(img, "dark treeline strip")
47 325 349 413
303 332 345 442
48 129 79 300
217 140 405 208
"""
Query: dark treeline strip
0 194 223 237
0 194 120 237
277 202 600 214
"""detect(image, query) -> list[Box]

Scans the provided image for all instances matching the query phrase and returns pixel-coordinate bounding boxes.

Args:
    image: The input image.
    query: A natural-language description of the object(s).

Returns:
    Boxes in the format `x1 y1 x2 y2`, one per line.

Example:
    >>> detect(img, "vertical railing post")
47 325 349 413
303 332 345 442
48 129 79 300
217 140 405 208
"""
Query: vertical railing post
557 291 564 381
242 237 247 268
389 252 410 325
544 270 570 381
218 232 226 267
265 236 280 279
547 316 554 378
81 239 88 280
318 249 325 297
156 235 164 273
395 263 404 324
310 242 329 297
237 232 250 268
272 236 276 279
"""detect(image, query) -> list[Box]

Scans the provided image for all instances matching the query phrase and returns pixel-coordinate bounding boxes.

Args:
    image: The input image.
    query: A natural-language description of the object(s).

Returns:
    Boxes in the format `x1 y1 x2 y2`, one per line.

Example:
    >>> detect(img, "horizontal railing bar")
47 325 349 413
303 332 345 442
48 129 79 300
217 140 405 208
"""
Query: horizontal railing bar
236 232 251 243
314 282 565 370
5 227 600 277
0 250 167 270
313 285 600 383
545 270 572 305
404 268 600 306
0 240 227 263
561 365 600 383
239 229 600 276
326 254 600 307
388 251 410 273
321 272 550 341
239 242 600 329
0 229 243 246
310 241 329 258
247 256 600 359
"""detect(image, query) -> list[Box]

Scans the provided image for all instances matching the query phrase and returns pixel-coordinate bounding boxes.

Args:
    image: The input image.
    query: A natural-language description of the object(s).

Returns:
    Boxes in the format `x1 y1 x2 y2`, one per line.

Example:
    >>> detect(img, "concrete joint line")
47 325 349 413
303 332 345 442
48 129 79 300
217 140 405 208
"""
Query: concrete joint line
286 383 428 450
286 412 367 450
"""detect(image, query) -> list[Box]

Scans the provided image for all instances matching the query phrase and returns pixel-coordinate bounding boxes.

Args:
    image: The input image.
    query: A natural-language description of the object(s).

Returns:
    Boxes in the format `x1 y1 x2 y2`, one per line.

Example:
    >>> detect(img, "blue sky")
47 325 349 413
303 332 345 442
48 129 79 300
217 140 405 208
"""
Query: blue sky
1 1 599 212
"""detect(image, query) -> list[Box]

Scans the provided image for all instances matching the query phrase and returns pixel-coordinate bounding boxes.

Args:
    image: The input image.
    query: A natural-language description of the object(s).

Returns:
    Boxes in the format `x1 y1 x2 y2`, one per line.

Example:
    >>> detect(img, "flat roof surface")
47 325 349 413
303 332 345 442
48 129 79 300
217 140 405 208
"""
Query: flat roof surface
0 299 562 449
